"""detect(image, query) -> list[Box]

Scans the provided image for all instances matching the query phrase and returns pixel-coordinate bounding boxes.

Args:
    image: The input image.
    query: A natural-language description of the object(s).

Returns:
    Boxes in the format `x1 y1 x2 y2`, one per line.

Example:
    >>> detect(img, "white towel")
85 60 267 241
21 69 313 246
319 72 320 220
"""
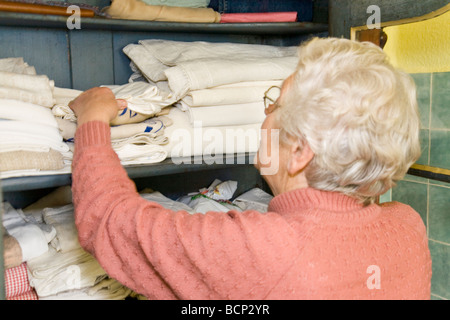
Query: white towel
0 119 70 154
165 57 297 99
0 71 55 107
0 98 59 128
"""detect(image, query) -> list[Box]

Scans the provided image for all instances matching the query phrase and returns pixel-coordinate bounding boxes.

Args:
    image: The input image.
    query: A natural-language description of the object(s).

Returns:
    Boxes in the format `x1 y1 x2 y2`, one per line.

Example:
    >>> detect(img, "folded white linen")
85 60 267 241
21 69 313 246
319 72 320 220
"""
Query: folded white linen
53 86 83 106
165 56 297 99
39 278 132 300
0 149 65 172
162 107 261 160
0 71 55 107
139 39 298 67
56 117 168 141
112 138 168 165
0 119 70 154
42 204 80 253
104 81 176 115
0 166 72 179
0 98 59 127
2 202 56 262
182 80 282 107
178 100 265 127
124 40 297 83
0 57 36 75
27 246 108 297
123 44 168 82
52 83 174 125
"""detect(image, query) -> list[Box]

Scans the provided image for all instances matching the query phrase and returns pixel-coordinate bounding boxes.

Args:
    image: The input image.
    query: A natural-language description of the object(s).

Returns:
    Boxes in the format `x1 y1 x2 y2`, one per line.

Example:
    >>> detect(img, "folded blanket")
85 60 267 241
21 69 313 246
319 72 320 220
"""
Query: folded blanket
0 71 55 107
162 107 261 159
182 80 282 107
106 0 220 22
0 98 59 127
165 56 297 99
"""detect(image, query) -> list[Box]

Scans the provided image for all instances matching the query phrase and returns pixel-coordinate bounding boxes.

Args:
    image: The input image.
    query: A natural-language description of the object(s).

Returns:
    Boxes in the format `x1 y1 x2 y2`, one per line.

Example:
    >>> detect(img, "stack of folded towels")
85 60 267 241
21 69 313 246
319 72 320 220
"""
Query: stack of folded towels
123 39 298 159
0 58 179 179
2 187 139 300
0 57 72 179
2 182 273 299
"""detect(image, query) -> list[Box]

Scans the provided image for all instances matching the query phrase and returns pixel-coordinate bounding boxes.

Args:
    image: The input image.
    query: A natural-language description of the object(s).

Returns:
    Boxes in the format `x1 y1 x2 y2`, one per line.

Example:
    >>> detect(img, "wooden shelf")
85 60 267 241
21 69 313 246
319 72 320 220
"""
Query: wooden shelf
0 11 328 35
0 153 256 192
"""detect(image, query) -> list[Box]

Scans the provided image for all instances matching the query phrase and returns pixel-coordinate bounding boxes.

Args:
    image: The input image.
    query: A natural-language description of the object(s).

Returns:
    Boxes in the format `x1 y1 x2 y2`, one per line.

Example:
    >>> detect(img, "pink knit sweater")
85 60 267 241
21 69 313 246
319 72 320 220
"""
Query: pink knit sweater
72 121 432 300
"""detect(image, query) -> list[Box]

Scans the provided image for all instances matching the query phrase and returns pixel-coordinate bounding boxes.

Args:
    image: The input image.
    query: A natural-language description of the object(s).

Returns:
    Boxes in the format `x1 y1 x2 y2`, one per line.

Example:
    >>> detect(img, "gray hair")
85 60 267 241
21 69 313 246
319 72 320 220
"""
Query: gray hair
277 37 421 204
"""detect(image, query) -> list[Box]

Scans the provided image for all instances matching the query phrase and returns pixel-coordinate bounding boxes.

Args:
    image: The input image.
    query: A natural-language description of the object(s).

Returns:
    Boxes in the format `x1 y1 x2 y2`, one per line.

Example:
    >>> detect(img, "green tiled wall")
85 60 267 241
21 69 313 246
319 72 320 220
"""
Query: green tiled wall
382 72 450 300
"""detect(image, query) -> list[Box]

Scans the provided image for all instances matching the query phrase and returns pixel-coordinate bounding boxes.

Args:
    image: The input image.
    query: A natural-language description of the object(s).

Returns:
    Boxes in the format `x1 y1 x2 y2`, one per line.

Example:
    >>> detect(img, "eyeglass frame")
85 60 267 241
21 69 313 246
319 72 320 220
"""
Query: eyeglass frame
263 86 282 115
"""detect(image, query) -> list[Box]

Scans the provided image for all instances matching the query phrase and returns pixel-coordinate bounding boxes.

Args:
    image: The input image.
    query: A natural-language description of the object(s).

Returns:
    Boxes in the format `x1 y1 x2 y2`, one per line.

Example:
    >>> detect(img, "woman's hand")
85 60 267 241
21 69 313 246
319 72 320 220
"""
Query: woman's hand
69 87 127 126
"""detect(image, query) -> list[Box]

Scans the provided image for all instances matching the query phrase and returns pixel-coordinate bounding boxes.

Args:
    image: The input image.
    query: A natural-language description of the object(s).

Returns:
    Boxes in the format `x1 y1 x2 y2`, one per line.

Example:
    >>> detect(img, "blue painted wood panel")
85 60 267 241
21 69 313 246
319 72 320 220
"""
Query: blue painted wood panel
69 29 114 90
0 26 71 88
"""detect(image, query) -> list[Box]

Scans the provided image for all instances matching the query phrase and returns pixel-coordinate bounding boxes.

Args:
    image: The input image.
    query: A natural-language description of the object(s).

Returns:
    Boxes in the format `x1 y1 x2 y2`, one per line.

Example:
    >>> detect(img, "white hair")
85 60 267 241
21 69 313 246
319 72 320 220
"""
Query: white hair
277 37 421 204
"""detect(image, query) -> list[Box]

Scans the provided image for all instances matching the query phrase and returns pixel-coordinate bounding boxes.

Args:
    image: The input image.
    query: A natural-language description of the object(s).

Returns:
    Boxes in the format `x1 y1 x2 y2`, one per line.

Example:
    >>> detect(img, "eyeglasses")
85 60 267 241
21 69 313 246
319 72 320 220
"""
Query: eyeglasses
263 86 281 114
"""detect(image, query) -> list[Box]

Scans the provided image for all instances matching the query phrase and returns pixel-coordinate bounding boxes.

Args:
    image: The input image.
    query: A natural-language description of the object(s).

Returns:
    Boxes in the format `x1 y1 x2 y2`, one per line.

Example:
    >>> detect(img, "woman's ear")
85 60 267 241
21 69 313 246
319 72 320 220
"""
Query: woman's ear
287 142 314 176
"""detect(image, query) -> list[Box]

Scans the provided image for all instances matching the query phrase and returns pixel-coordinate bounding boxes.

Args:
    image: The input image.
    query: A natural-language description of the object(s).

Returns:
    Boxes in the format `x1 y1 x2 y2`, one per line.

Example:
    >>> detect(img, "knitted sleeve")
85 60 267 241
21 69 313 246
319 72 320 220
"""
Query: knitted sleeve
71 121 298 299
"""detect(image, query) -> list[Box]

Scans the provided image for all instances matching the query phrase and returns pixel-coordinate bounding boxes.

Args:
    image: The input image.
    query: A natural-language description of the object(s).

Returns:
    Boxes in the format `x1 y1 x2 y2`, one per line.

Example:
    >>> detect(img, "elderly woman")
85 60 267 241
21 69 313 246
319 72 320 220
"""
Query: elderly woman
70 37 431 300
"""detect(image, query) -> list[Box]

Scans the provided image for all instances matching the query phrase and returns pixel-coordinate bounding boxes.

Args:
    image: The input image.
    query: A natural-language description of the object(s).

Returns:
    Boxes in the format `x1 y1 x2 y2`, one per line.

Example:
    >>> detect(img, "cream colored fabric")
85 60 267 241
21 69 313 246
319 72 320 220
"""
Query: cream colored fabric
182 80 282 107
106 0 220 22
0 71 55 107
0 149 64 172
165 56 297 99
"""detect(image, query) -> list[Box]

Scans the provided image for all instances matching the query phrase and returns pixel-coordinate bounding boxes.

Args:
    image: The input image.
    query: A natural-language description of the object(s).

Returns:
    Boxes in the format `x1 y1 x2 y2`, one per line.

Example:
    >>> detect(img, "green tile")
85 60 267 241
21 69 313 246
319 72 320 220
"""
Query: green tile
429 130 450 170
431 72 450 130
379 189 391 203
417 129 429 166
429 241 450 300
411 73 431 128
392 180 428 227
429 185 450 243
